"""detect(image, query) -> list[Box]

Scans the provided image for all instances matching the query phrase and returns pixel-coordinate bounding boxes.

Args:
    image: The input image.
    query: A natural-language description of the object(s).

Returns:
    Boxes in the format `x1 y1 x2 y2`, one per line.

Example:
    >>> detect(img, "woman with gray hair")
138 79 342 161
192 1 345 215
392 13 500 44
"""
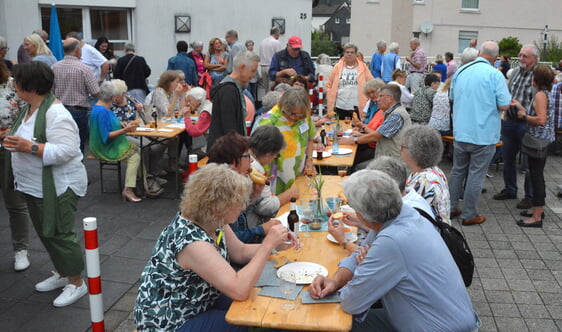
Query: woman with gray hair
188 41 205 79
179 87 212 155
89 81 142 202
246 125 299 228
400 124 451 224
257 86 316 194
327 43 374 119
134 163 296 331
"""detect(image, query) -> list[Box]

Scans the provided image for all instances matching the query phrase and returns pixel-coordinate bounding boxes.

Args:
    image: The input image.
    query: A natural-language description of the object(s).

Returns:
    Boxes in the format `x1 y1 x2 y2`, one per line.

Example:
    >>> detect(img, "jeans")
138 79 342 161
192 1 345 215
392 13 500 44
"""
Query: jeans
351 309 396 332
449 142 495 220
68 108 89 155
176 294 247 332
501 120 532 198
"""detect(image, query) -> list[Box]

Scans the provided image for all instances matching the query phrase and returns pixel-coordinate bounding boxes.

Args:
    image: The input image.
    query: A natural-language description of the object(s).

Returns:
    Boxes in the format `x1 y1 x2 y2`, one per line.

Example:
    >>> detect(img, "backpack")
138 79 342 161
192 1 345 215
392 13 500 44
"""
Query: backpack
414 208 475 287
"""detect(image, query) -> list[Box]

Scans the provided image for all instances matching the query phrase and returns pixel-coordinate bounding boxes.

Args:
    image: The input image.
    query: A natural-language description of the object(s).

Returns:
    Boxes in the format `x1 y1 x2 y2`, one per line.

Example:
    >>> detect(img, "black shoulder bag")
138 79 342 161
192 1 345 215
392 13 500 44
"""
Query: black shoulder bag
414 208 474 287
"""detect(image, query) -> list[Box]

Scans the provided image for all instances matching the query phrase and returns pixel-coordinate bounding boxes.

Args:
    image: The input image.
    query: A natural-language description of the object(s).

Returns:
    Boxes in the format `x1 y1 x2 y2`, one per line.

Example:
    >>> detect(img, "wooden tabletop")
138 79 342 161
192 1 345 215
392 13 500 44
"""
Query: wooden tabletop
313 121 357 168
226 175 352 331
128 119 185 138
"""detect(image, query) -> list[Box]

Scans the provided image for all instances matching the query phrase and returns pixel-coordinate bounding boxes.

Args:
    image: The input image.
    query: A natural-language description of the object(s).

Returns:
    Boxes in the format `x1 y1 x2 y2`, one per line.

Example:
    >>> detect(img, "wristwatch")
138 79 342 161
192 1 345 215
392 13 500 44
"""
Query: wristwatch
522 114 527 122
30 143 39 155
341 239 350 249
352 136 359 144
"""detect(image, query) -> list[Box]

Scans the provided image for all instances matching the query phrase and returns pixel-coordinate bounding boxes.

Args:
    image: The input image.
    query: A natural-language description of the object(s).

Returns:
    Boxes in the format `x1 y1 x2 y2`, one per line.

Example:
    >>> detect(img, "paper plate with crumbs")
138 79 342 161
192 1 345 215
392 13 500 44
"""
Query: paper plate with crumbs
277 262 328 285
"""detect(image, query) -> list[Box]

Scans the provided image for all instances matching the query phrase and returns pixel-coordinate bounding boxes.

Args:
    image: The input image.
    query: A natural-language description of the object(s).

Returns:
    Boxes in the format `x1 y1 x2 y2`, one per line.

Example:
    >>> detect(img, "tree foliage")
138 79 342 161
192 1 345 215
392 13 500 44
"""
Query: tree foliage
311 31 338 57
498 37 522 57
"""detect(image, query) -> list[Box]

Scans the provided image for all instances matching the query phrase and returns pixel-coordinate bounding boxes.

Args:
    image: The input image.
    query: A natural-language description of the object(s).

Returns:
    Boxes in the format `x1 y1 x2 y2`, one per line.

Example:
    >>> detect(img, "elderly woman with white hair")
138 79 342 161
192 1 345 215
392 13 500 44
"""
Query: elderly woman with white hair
89 81 142 202
179 87 213 154
23 34 57 66
401 124 451 224
134 163 296 331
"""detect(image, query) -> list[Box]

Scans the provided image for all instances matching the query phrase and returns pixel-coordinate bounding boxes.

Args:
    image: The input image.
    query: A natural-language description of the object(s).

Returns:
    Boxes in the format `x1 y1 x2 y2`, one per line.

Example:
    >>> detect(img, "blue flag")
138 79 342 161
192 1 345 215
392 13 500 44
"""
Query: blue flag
49 4 63 61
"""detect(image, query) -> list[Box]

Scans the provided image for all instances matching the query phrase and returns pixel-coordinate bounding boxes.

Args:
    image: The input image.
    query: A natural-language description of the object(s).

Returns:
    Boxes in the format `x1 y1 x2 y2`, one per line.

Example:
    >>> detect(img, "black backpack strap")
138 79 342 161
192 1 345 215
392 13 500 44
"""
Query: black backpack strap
414 207 443 230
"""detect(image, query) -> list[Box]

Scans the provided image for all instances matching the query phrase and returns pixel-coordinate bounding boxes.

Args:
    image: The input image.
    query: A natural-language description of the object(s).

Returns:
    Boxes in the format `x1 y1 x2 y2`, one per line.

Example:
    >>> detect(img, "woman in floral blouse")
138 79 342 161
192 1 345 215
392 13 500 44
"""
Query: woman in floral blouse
401 124 451 224
134 163 296 331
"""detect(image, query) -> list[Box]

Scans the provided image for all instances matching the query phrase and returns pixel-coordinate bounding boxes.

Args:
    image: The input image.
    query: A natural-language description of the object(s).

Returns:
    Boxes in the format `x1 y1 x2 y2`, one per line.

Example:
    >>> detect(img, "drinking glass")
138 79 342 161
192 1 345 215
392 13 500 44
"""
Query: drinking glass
300 206 312 237
337 167 348 183
326 197 342 215
279 271 296 311
344 116 351 125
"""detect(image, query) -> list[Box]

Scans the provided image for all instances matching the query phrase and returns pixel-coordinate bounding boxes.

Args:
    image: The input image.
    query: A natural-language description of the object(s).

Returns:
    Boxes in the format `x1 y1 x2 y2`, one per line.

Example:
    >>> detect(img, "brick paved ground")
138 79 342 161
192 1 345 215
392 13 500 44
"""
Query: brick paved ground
1 155 562 331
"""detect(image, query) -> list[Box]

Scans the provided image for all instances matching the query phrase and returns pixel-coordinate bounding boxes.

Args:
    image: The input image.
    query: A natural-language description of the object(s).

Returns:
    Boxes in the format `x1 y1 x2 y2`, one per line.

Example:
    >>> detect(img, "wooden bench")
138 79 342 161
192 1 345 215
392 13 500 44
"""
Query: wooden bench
442 136 504 171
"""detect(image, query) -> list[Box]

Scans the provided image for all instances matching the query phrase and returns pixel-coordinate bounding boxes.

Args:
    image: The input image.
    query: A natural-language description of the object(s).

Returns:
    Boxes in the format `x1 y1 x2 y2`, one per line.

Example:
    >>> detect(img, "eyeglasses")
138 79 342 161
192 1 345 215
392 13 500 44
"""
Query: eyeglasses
519 53 533 58
378 94 392 99
241 153 251 159
400 145 409 150
283 111 305 118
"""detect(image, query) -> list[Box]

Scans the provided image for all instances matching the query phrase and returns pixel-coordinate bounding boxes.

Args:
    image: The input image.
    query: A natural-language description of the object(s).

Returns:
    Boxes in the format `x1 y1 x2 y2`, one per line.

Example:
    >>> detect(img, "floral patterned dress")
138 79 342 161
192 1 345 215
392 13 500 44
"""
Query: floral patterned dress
111 97 139 122
0 78 23 129
406 166 451 225
257 105 315 195
134 214 228 331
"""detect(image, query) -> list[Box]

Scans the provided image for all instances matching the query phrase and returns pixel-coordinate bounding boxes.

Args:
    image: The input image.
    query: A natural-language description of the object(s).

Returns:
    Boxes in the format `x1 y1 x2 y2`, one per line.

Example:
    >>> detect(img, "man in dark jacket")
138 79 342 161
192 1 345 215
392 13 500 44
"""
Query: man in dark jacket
113 42 151 103
207 51 259 151
269 35 315 83
167 40 198 86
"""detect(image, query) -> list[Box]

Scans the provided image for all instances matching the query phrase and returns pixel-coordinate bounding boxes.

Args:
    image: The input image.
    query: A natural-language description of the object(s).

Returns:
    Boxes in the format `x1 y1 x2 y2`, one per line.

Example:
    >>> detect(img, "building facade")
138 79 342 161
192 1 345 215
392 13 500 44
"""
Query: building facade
0 0 313 85
351 0 561 62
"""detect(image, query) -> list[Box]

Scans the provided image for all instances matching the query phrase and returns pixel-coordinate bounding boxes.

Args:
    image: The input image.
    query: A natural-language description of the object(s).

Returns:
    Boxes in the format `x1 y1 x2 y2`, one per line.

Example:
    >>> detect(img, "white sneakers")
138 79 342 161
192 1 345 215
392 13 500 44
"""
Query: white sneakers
35 271 87 307
35 271 69 292
53 283 88 307
14 250 30 272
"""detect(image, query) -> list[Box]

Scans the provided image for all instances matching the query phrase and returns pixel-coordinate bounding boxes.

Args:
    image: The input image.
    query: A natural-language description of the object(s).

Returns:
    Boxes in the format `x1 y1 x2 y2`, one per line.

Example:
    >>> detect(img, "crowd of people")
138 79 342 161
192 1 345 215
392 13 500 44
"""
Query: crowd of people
1 26 562 332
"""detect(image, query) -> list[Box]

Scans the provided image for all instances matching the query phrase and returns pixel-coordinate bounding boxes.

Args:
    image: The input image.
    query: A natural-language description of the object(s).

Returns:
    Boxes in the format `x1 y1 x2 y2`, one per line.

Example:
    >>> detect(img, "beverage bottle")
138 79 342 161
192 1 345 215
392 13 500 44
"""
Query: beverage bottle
332 130 339 154
320 125 327 146
287 198 299 233
151 106 158 128
182 154 199 183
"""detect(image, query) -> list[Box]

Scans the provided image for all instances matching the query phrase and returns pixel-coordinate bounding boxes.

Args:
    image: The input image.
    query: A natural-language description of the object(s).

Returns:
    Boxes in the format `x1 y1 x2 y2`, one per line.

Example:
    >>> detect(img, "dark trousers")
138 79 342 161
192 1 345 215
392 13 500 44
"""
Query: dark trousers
68 108 89 155
501 120 532 198
527 155 547 207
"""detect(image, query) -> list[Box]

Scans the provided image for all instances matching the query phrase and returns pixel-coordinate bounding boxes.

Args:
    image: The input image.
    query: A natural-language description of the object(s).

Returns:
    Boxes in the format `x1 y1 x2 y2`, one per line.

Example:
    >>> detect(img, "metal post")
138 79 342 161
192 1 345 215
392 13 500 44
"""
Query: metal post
542 25 549 62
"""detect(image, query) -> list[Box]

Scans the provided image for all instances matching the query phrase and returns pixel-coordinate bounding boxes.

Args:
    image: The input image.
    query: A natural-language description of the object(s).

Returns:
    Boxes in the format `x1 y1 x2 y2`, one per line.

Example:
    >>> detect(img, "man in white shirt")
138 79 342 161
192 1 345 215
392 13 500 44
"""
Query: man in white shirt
258 27 283 100
66 32 109 83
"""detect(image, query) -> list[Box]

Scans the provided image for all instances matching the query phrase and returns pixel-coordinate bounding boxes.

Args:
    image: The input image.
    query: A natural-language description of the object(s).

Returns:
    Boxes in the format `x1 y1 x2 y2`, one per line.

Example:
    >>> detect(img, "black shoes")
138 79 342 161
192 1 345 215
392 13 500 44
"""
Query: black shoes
493 189 517 200
519 211 545 218
516 219 543 228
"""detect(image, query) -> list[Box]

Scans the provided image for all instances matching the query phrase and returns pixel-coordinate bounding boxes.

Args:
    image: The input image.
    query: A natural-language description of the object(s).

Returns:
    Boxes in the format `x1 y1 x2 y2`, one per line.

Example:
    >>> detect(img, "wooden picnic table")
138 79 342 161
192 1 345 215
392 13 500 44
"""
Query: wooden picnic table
226 175 352 331
313 121 357 168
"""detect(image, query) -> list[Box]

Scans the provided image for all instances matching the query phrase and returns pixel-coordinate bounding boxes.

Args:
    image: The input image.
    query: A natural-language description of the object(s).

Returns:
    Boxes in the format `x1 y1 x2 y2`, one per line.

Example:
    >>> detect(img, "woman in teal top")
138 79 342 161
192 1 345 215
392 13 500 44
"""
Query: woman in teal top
89 81 142 202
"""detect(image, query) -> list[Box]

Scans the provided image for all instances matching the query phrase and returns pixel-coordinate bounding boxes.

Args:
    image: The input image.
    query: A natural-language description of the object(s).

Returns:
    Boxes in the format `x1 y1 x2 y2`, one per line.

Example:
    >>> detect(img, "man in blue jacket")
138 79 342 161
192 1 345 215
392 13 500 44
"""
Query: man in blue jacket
167 40 198 86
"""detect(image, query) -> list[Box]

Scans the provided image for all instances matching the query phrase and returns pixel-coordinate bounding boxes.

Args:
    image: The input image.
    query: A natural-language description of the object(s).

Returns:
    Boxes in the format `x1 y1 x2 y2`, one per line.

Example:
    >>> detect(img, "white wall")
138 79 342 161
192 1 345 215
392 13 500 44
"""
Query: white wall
0 0 313 85
351 0 562 61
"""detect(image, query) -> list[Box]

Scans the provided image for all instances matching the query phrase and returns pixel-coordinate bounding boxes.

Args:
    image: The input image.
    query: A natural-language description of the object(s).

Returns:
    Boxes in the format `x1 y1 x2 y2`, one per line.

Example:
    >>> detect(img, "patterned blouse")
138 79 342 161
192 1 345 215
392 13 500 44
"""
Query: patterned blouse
527 90 555 143
410 86 437 124
406 166 451 225
111 97 138 122
428 90 451 132
257 105 315 195
0 78 24 129
134 214 228 331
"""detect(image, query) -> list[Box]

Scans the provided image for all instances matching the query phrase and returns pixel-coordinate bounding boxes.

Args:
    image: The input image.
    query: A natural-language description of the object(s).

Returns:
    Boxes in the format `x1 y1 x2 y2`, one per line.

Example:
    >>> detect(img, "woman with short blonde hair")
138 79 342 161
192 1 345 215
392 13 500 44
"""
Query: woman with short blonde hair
24 34 56 66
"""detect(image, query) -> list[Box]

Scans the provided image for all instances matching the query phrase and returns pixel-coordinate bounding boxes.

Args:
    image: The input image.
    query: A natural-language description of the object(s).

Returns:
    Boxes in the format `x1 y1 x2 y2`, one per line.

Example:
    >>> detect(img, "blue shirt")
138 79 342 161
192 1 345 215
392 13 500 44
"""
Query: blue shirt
370 52 383 79
433 63 447 82
381 52 399 82
167 52 198 86
338 204 477 332
450 57 511 145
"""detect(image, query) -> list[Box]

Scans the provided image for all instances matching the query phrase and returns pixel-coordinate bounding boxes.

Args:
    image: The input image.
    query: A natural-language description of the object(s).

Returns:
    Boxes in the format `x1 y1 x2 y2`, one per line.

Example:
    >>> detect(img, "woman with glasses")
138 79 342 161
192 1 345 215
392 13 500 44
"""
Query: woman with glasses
208 132 282 243
257 87 316 195
326 43 374 119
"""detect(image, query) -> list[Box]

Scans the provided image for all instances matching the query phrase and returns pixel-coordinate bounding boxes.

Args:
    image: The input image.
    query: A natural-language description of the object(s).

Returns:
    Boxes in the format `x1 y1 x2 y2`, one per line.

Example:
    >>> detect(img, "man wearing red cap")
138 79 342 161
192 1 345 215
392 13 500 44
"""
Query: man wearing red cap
269 35 315 83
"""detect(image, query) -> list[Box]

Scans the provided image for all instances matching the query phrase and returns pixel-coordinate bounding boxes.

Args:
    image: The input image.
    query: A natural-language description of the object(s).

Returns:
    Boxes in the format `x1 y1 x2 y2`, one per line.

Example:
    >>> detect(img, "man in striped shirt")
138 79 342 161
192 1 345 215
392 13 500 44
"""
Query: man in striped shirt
405 38 427 92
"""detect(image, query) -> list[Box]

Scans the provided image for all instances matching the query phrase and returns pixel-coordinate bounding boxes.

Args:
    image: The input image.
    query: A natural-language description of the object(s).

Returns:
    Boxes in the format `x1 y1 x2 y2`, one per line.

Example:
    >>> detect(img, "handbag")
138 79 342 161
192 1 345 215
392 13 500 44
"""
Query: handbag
521 132 550 159
415 208 475 287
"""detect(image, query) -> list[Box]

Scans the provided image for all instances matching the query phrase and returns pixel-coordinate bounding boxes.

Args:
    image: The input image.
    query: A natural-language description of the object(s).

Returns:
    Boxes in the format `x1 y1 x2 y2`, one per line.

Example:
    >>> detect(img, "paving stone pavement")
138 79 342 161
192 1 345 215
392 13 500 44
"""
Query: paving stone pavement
1 155 562 331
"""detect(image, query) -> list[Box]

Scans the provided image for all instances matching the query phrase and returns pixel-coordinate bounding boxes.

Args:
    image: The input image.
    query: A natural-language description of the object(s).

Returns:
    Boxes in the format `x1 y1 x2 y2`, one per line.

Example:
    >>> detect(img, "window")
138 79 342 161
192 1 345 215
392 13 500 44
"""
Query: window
413 0 425 4
461 0 479 9
41 6 132 55
346 18 351 24
335 17 340 24
458 31 478 53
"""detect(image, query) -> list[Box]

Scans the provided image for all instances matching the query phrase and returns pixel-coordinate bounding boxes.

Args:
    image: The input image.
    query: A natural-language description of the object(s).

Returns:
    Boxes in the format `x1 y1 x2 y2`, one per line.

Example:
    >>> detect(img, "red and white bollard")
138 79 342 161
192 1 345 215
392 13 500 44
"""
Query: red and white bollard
318 75 324 117
308 82 314 112
83 217 104 332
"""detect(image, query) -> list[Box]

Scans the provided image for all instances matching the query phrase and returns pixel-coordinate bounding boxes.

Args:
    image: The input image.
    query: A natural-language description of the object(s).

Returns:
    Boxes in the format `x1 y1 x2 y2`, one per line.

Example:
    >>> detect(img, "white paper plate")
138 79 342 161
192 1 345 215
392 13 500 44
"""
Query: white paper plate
166 123 185 129
157 128 174 132
136 127 155 132
276 212 289 229
277 262 328 285
328 147 352 155
312 150 331 159
327 230 358 244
